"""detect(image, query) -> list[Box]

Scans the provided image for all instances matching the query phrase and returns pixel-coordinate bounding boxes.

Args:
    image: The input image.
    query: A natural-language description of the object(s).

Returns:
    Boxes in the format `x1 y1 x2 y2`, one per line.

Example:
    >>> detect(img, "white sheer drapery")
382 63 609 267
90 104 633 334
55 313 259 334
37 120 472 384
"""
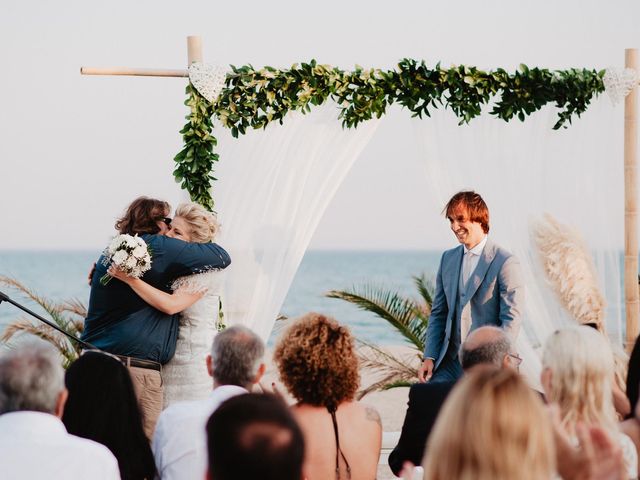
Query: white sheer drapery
213 104 381 340
412 97 624 386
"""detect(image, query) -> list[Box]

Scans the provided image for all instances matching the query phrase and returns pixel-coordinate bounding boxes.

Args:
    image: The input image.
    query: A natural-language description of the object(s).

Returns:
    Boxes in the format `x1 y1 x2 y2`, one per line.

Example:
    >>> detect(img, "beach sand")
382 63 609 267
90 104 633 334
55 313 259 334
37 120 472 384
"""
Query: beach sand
261 345 416 480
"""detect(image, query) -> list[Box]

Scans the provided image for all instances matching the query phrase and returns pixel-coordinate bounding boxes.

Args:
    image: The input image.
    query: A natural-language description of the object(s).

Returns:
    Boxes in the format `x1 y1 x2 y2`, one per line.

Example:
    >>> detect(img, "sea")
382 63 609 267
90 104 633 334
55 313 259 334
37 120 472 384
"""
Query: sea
0 250 442 347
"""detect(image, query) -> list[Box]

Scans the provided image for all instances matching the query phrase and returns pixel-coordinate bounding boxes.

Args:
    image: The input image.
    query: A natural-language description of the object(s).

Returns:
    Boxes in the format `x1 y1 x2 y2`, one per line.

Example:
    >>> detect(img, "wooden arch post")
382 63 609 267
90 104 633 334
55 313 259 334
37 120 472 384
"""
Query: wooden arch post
625 48 639 349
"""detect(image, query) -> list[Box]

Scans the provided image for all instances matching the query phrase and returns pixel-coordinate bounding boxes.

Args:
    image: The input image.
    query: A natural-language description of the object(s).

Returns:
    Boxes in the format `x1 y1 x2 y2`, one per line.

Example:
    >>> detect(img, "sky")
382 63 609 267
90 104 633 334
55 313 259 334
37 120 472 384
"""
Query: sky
1 0 639 250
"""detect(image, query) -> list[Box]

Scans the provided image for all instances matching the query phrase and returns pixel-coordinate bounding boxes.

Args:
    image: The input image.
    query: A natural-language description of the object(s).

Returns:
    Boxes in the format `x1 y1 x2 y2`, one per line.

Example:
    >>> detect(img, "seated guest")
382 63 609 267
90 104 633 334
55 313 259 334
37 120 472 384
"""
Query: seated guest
389 325 520 476
625 333 640 420
621 397 640 479
206 393 305 480
274 313 382 480
542 326 638 479
584 322 631 417
423 367 555 480
63 351 156 480
152 326 265 480
622 335 640 478
0 342 120 480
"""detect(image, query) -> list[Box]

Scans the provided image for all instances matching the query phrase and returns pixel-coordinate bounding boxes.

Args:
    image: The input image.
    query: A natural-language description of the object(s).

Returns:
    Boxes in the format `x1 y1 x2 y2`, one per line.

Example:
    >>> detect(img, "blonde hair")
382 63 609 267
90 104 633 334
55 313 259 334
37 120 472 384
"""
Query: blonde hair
423 368 555 480
174 203 220 243
542 326 617 434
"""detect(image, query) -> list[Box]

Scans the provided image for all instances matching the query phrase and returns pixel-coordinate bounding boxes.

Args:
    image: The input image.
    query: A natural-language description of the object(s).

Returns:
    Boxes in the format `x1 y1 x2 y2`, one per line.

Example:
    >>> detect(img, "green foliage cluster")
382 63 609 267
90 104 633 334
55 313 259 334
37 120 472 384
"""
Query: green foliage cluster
173 84 218 211
175 59 606 208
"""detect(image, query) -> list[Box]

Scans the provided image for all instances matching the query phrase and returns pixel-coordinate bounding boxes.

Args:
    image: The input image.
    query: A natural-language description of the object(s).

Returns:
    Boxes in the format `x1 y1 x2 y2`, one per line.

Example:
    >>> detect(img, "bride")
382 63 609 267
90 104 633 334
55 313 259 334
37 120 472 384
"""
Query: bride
109 202 225 407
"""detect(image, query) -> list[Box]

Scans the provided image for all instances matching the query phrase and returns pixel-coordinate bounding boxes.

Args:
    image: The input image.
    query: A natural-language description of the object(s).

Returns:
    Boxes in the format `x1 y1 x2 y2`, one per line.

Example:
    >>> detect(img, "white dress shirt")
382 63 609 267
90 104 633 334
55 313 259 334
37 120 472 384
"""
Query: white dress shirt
459 235 488 340
460 235 488 290
0 411 121 480
152 384 247 480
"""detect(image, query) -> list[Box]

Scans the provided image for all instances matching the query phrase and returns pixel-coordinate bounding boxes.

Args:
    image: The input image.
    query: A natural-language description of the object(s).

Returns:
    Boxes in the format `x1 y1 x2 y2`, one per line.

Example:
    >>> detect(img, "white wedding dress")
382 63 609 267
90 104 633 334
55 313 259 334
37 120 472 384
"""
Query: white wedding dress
162 271 224 408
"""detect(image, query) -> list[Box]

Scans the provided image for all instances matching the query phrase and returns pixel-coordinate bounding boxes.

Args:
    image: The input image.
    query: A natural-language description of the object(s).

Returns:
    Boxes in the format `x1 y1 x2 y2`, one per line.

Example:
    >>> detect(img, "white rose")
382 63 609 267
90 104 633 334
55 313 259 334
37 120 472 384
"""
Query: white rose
125 256 137 270
125 235 137 248
133 245 147 258
135 236 147 247
108 237 122 254
112 250 129 266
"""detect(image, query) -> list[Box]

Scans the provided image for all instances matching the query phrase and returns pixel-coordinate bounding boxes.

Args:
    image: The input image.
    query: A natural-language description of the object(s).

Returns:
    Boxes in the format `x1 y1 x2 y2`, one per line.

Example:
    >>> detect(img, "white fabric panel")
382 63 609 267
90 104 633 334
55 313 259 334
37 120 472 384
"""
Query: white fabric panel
213 104 381 340
412 97 624 386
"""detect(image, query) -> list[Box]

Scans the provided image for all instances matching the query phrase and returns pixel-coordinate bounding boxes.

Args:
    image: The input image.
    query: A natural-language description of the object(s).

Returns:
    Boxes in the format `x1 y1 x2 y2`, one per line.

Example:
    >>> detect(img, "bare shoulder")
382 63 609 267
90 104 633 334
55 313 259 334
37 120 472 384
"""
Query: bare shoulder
359 402 382 427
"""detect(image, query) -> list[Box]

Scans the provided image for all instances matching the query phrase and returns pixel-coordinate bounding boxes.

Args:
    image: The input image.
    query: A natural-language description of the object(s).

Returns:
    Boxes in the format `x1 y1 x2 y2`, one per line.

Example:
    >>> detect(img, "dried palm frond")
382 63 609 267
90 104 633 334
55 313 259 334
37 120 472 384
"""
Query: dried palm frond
532 213 606 331
2 319 79 368
0 276 86 367
356 340 421 399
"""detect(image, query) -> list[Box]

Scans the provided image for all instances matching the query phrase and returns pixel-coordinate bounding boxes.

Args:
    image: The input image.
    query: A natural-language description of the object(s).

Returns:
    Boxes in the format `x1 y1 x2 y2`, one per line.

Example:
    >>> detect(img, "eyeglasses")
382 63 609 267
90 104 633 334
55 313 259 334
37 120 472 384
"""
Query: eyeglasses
508 353 523 367
162 217 172 226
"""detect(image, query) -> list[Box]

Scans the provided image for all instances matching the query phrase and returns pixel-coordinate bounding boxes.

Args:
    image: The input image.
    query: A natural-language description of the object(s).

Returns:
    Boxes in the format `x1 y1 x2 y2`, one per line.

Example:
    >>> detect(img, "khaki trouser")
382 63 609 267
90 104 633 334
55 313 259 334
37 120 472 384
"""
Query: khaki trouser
128 366 163 440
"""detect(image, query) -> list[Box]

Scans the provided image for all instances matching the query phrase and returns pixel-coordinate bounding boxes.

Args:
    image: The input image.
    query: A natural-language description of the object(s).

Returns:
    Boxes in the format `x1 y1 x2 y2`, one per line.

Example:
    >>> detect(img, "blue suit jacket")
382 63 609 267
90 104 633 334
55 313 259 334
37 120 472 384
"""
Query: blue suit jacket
82 234 231 364
423 239 524 369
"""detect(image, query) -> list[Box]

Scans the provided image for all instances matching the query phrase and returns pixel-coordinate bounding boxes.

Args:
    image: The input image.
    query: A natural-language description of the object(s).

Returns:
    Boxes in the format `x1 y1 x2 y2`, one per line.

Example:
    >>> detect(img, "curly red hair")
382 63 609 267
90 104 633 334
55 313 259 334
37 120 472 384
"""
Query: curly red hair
274 313 359 411
444 191 490 233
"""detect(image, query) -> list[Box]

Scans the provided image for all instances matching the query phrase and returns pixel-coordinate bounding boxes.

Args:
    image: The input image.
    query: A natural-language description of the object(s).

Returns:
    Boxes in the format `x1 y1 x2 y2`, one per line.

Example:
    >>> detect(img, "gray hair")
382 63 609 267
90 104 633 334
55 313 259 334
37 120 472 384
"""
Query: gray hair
459 328 512 370
0 341 65 414
211 326 265 388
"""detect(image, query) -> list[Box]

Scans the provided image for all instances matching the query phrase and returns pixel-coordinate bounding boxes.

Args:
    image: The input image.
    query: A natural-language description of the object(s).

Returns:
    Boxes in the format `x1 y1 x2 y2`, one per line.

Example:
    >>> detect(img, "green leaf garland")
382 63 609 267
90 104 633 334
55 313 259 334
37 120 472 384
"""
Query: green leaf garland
176 59 606 209
173 83 218 211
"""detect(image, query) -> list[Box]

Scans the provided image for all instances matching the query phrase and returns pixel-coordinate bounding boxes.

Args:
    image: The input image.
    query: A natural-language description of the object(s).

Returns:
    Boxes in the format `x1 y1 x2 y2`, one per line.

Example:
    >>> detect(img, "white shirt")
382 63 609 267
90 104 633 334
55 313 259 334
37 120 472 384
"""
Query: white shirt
0 411 121 480
460 235 488 290
152 384 247 480
459 236 488 340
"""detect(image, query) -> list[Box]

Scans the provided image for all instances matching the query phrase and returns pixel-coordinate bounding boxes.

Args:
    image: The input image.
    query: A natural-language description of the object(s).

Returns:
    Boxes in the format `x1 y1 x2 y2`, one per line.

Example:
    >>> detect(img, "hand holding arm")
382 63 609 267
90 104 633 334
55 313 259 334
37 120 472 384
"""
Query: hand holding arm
108 266 204 315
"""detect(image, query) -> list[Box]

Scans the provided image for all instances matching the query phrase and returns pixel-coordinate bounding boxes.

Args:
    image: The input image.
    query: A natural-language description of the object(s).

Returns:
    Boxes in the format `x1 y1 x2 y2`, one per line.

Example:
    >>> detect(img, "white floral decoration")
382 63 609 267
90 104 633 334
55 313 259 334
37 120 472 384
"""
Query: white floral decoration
603 67 638 105
188 62 228 103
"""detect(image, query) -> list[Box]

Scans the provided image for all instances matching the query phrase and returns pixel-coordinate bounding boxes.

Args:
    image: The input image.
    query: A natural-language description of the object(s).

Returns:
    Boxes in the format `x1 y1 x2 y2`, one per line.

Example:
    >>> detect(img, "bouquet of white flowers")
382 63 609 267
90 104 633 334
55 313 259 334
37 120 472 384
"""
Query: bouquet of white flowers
100 234 152 286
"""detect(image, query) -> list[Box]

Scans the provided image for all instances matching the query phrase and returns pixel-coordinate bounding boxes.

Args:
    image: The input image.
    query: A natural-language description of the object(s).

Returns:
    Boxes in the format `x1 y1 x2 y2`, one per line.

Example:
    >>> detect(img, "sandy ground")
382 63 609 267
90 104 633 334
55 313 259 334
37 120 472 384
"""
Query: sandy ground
260 345 417 480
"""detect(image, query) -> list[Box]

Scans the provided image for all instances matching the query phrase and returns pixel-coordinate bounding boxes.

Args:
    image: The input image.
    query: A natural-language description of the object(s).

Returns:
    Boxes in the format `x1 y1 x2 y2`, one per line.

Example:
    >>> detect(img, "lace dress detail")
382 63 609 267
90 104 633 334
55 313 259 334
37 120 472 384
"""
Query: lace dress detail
162 271 224 408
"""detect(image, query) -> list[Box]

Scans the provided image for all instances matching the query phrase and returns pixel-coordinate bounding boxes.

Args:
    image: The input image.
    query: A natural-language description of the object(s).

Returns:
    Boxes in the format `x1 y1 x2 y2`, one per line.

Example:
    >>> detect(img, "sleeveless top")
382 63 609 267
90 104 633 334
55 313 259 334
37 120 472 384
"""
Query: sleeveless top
329 407 352 480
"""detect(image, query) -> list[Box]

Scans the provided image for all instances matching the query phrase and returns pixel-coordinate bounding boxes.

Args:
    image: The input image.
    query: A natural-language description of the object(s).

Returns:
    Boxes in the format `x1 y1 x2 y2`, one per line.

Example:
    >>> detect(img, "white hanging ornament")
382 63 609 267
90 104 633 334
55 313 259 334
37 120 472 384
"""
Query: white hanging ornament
188 63 228 103
603 67 638 105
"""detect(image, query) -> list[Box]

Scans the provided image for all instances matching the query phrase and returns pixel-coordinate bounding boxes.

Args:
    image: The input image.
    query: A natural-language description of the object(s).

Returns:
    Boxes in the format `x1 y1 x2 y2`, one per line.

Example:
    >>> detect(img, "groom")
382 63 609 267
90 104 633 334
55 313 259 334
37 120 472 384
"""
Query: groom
82 197 231 437
418 191 524 383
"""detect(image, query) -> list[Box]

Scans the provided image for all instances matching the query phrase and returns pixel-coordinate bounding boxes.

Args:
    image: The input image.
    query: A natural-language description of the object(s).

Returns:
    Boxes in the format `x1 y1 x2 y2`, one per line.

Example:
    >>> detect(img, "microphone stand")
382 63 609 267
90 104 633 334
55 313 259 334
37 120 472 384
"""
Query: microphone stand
0 290 96 351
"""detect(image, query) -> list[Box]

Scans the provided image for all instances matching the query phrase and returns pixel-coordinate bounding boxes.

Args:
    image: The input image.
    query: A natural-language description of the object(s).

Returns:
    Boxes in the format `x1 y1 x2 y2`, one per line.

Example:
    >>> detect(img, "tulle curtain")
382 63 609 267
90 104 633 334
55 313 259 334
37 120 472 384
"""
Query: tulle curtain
412 97 624 385
213 104 381 340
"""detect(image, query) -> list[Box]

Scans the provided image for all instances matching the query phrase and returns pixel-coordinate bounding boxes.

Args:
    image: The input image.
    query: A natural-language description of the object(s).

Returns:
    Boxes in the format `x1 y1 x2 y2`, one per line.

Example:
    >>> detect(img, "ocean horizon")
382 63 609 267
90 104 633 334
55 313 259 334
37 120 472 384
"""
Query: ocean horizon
0 249 442 347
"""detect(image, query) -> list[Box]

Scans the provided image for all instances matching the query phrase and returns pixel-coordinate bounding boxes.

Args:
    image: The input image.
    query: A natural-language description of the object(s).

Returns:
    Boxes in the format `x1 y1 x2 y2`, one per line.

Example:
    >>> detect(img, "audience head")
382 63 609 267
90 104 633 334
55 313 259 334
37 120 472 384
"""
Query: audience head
207 393 304 480
423 367 554 480
274 313 359 412
168 202 220 243
62 350 155 480
542 326 617 433
0 341 66 416
459 326 516 371
209 326 266 390
115 196 171 236
444 190 490 234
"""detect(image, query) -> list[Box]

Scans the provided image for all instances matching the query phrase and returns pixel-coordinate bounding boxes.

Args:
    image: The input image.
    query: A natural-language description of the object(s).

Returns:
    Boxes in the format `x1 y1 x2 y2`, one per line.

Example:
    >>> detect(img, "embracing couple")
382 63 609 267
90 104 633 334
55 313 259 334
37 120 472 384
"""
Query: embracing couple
81 197 231 438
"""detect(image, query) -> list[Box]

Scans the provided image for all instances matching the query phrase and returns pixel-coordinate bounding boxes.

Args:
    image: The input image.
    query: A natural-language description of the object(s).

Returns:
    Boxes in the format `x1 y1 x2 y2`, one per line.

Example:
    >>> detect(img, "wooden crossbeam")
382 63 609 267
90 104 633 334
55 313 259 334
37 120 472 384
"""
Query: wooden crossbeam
80 67 188 77
80 35 202 78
